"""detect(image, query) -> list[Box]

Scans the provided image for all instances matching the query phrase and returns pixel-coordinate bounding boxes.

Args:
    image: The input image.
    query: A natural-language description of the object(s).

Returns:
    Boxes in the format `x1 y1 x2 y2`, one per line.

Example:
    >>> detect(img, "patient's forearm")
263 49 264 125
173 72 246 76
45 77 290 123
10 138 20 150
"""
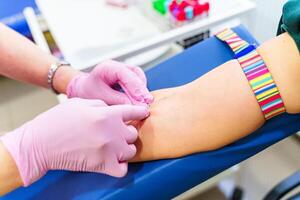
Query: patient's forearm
132 33 300 162
132 60 265 161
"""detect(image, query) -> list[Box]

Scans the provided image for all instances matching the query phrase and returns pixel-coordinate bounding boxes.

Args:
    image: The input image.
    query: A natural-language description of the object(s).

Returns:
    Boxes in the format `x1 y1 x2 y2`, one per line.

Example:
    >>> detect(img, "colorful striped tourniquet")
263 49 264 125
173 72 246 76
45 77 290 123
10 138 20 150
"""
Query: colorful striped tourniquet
215 28 285 120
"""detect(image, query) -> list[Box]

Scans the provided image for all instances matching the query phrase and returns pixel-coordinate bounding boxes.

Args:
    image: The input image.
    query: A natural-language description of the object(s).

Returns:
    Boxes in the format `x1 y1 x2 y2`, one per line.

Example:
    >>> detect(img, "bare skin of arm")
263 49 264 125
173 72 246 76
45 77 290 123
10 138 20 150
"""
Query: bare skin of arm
0 23 79 94
131 33 300 162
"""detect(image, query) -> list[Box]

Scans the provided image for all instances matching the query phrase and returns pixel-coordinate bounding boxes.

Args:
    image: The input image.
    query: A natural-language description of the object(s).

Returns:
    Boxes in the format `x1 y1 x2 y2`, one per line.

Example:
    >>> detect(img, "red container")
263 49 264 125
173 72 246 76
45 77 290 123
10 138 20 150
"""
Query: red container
186 0 198 6
203 2 210 12
169 1 177 11
178 0 189 10
172 9 186 21
193 4 203 15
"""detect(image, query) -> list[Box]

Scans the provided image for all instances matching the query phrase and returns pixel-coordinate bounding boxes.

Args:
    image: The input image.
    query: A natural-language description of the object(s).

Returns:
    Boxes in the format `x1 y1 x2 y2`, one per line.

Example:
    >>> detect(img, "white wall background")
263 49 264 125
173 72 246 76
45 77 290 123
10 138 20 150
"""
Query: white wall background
242 0 288 43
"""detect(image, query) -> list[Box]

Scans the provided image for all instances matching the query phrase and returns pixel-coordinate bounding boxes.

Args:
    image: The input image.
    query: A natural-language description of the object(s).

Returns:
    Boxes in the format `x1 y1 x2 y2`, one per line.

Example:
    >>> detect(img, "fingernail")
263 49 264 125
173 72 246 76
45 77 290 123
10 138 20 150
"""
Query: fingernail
143 94 154 104
144 107 150 117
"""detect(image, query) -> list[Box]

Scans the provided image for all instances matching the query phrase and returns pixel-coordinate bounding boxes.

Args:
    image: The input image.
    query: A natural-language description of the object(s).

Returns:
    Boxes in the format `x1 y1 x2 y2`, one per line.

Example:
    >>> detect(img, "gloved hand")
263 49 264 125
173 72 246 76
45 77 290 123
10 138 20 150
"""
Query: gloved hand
67 60 154 105
0 98 149 186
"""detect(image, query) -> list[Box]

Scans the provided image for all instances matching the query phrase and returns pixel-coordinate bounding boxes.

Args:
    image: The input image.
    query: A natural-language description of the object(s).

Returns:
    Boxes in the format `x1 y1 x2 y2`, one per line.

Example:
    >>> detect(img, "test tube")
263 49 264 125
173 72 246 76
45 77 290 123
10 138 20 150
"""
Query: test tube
184 5 194 20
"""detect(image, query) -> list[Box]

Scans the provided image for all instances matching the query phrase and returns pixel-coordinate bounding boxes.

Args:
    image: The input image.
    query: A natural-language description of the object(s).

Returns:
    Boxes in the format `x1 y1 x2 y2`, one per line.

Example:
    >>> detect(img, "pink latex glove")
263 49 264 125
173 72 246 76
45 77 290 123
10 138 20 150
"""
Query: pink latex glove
67 60 154 105
0 98 149 186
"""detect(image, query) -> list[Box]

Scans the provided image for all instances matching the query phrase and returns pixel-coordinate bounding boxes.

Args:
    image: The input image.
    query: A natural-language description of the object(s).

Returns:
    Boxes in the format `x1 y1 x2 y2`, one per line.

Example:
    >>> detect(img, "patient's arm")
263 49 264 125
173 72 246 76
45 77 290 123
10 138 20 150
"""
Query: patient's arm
131 33 300 162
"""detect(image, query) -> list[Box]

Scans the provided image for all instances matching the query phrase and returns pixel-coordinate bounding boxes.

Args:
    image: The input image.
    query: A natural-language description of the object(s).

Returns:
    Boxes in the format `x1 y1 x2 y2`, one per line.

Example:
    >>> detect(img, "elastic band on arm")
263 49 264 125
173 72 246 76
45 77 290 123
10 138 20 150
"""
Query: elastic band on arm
215 29 286 120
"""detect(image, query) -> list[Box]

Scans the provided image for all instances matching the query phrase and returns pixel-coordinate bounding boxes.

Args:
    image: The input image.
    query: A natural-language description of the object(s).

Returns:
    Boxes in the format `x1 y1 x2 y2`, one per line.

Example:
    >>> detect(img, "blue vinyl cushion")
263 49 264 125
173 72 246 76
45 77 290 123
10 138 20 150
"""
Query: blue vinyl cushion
0 0 37 36
1 25 300 200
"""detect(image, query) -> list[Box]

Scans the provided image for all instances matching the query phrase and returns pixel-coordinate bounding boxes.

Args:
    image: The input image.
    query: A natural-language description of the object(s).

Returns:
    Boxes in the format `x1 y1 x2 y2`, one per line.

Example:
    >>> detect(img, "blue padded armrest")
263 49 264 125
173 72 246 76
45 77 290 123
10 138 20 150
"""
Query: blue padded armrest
2 25 300 200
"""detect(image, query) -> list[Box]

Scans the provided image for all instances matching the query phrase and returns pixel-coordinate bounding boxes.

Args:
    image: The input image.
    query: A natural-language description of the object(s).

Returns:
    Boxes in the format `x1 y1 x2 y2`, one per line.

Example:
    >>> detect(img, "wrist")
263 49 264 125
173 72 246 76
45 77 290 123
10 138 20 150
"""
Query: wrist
1 125 48 187
52 66 81 95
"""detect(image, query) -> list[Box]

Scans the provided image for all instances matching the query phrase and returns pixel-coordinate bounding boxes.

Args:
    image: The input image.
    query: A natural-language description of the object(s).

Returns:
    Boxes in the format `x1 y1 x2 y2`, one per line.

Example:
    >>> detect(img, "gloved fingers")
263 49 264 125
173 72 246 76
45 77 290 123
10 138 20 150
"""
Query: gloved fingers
117 69 153 104
66 98 107 107
118 82 150 106
123 125 138 144
79 98 108 107
105 156 128 177
102 60 152 103
119 144 137 162
104 87 132 105
110 104 150 122
113 162 128 178
93 60 153 104
126 65 147 85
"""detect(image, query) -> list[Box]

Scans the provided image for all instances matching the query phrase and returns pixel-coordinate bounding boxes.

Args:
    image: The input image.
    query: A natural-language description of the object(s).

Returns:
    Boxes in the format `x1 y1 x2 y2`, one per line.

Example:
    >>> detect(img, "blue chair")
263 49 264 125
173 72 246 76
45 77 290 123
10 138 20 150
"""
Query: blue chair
1 25 300 200
263 171 300 200
0 0 37 36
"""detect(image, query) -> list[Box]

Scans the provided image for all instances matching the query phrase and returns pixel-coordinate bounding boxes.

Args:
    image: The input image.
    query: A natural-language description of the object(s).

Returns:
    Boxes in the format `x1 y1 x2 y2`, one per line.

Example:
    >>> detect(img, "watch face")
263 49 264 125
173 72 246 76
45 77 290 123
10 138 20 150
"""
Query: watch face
234 44 257 59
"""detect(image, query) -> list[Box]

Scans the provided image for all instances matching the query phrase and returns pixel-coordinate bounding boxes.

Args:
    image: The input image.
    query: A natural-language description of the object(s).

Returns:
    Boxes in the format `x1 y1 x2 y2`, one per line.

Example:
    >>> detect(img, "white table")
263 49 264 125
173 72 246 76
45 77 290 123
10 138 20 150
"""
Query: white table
27 0 256 70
